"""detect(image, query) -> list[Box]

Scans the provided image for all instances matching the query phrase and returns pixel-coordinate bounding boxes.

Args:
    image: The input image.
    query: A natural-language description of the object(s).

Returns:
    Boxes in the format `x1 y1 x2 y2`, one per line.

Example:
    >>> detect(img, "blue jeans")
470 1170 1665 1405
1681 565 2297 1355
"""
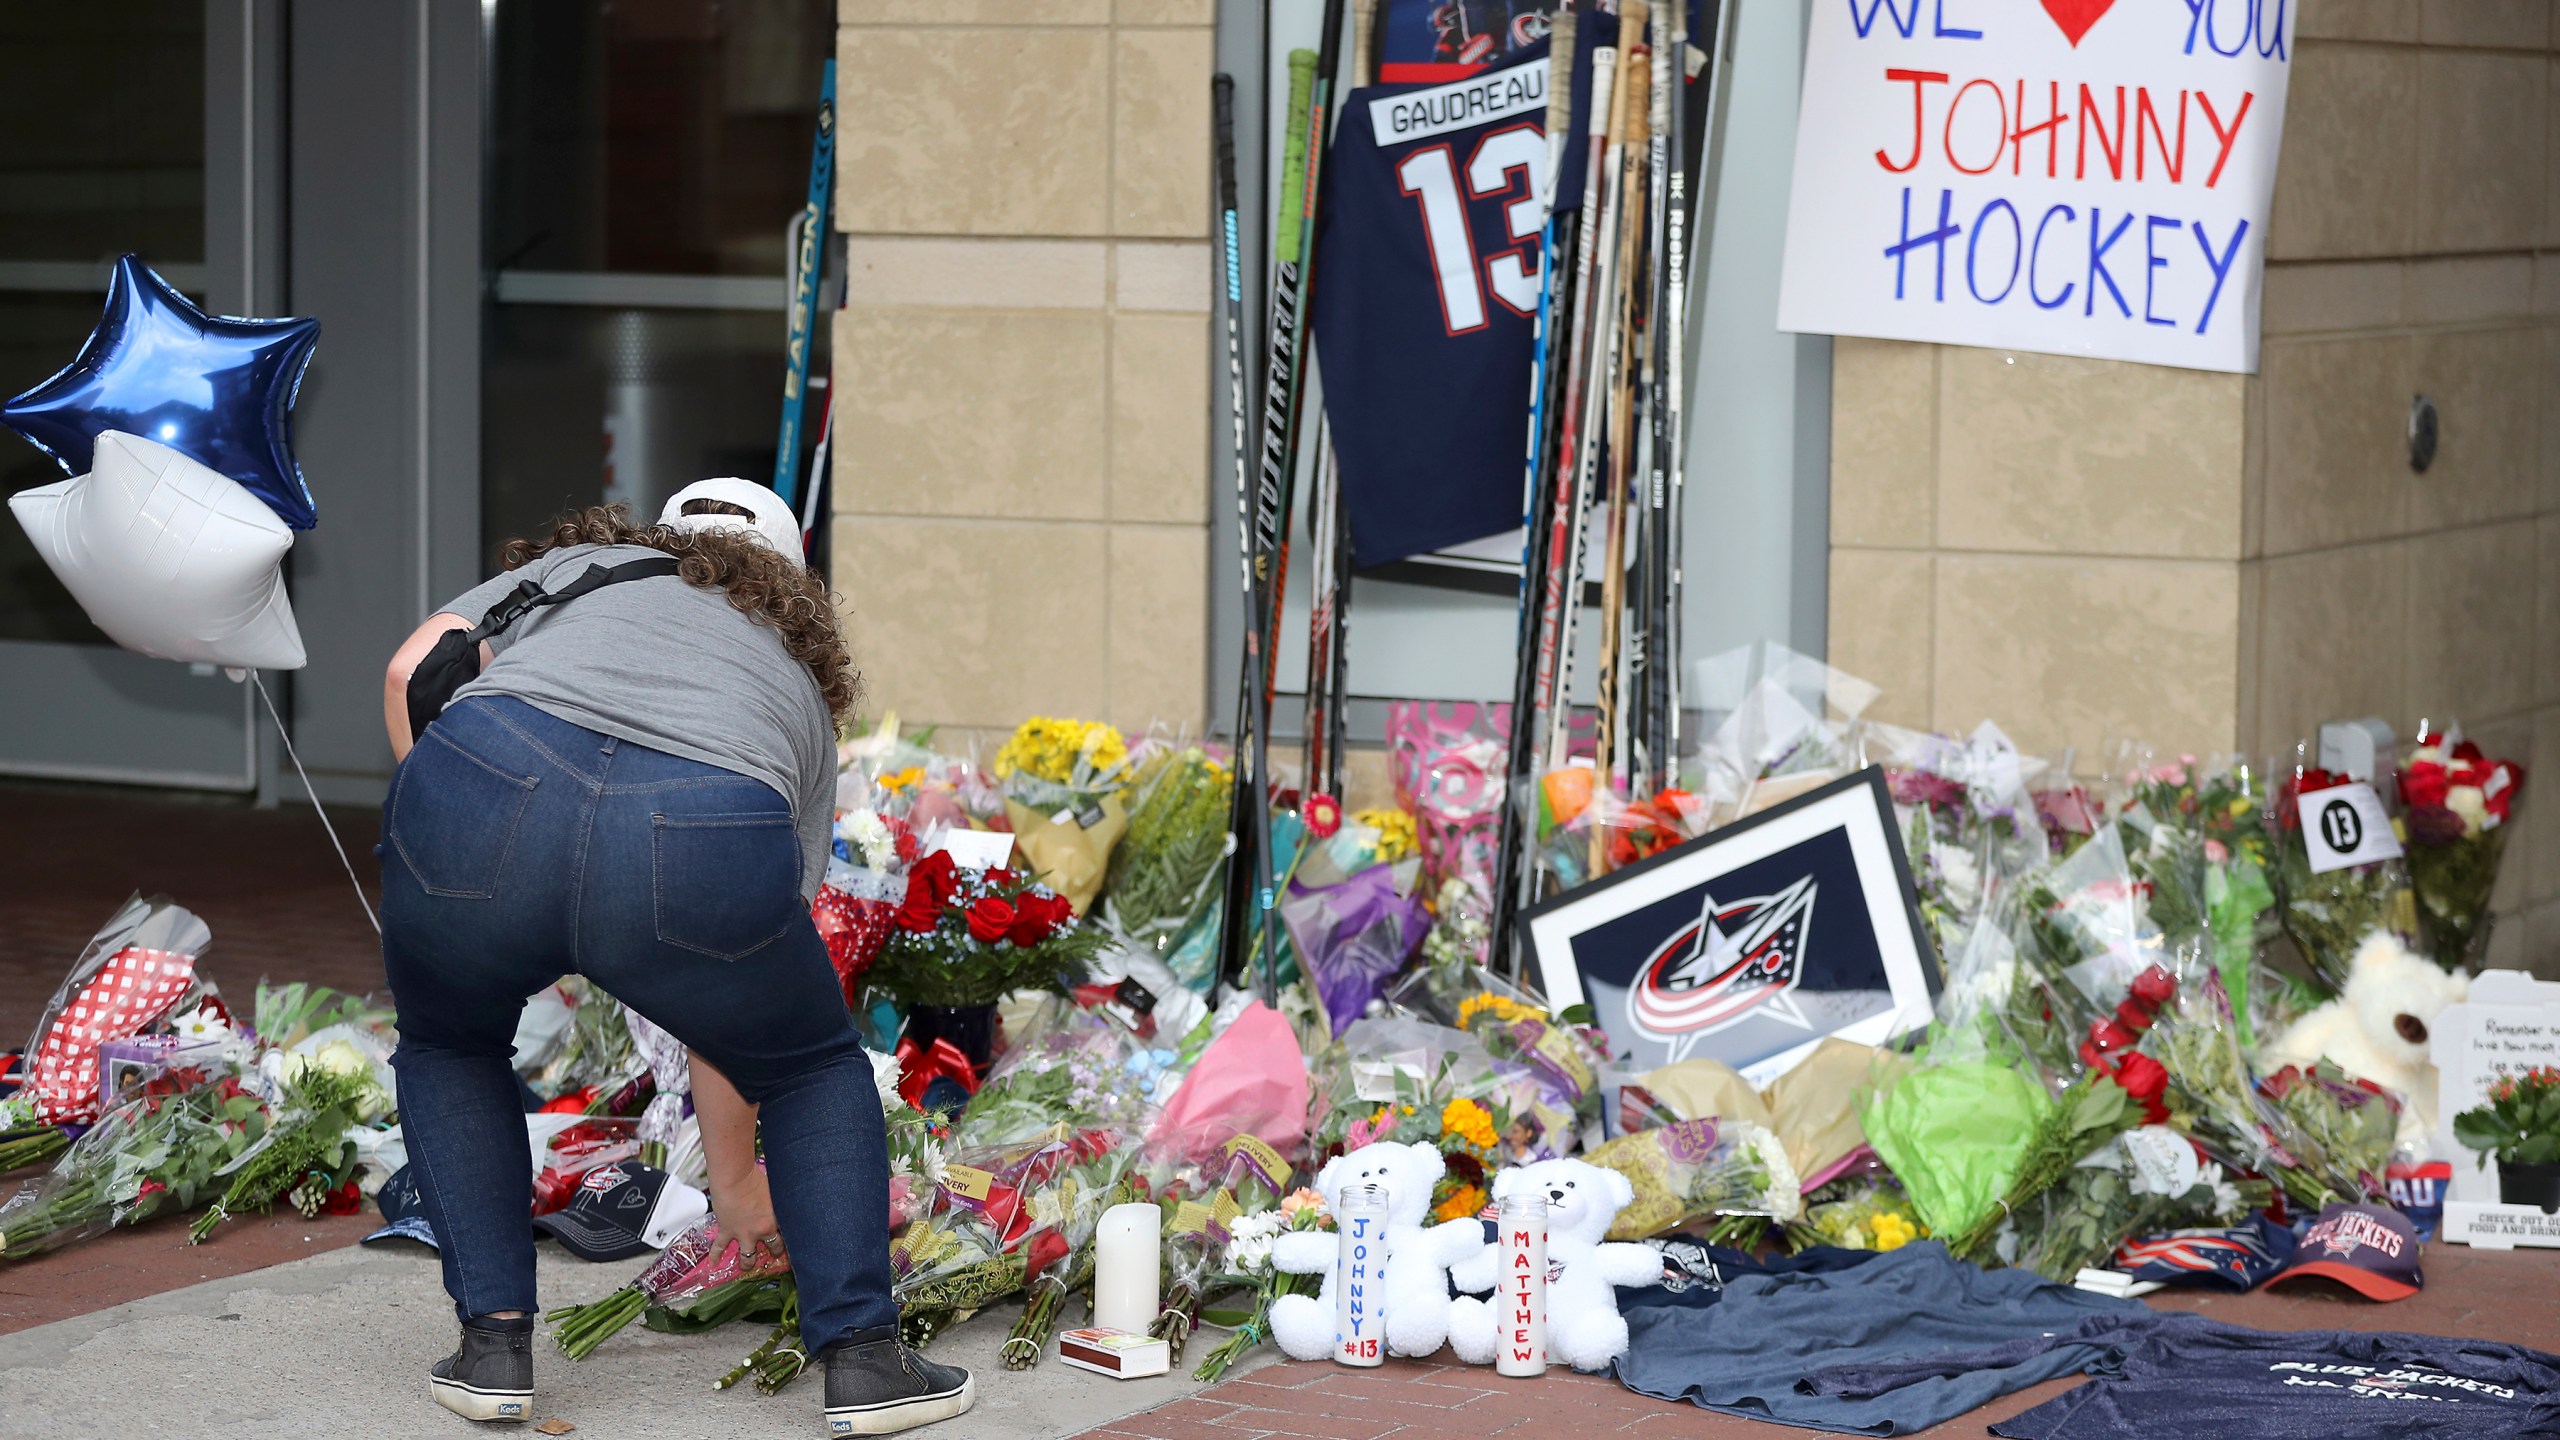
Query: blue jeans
381 695 895 1353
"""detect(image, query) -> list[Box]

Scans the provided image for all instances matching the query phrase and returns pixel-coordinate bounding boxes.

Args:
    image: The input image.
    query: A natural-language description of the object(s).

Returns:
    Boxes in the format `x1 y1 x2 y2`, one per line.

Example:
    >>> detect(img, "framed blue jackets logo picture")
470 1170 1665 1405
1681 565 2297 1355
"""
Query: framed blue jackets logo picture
1520 768 1938 1085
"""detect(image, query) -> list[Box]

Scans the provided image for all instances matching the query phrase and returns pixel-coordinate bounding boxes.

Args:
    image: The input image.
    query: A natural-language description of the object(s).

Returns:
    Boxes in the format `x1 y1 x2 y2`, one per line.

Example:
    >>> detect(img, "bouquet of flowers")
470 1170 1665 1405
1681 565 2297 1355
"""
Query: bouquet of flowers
2150 973 2383 1211
547 1212 792 1361
2005 1136 2268 1281
1190 1185 1328 1381
1583 1117 1802 1240
2258 1061 2397 1207
2273 755 2417 995
892 1126 1128 1347
190 1052 382 1242
866 852 1103 1010
2398 729 2525 970
1103 745 1234 948
994 716 1132 914
1858 1058 2052 1241
0 1073 266 1259
1786 1181 1928 1253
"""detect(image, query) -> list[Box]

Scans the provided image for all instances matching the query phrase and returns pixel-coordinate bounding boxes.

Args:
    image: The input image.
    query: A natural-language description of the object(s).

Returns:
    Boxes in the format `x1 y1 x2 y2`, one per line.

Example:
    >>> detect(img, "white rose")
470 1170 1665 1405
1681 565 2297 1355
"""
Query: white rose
2446 785 2489 835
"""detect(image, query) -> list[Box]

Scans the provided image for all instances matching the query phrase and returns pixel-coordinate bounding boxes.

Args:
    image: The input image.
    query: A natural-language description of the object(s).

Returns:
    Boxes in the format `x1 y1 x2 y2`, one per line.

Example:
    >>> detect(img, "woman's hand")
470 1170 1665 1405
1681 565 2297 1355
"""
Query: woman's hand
707 1163 787 1269
687 1050 785 1267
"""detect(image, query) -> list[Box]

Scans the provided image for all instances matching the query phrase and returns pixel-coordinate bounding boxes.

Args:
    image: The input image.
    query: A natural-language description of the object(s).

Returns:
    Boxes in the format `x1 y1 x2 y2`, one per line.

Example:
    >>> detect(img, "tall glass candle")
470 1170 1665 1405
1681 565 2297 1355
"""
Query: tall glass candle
1495 1192 1547 1377
1334 1182 1389 1366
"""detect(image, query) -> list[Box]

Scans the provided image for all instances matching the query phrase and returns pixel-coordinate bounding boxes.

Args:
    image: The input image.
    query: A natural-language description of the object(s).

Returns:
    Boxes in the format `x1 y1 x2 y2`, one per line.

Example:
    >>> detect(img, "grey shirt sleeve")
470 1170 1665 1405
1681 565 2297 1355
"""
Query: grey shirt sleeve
796 712 837 902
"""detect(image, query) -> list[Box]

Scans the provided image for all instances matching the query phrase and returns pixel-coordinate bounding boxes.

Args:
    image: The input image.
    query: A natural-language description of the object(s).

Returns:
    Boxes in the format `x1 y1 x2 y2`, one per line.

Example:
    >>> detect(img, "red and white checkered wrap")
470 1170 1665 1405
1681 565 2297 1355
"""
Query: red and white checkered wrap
26 946 199 1125
811 885 892 1006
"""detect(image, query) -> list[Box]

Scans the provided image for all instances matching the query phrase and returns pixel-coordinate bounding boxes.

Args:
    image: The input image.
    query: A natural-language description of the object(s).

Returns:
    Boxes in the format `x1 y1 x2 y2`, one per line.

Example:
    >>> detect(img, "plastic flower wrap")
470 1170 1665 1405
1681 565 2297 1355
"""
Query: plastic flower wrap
958 1006 1158 1148
0 1075 265 1260
1858 1058 2051 1241
1584 1117 1802 1239
868 853 1103 1009
2151 971 2384 1211
1865 721 2053 970
1282 859 1429 1039
1689 641 1880 829
1103 745 1234 949
893 1126 1130 1347
2398 727 2525 971
2272 750 2417 995
1786 1180 1928 1253
546 1210 792 1361
1387 702 1508 955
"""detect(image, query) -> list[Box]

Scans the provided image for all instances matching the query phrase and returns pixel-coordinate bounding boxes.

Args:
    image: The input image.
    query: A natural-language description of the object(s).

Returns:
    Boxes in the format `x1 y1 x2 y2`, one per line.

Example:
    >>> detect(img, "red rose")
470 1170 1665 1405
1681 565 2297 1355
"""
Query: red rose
2114 1053 2170 1123
2399 760 2450 809
985 867 1016 889
2128 965 2179 1010
966 896 1016 944
2452 739 2485 765
915 849 960 901
1006 904 1056 947
2089 1020 2138 1053
896 874 946 933
2113 1000 2156 1037
1025 1227 1070 1276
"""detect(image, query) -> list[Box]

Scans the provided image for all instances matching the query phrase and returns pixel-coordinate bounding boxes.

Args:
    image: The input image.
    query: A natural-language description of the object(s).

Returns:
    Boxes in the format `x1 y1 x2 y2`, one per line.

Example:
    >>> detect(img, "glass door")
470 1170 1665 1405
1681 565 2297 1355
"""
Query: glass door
0 4 259 790
481 0 835 566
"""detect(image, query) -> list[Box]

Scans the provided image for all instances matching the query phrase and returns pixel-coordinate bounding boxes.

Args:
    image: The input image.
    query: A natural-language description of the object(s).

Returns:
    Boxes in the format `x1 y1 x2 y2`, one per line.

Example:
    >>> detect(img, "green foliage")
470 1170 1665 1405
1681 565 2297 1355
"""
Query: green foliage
189 1066 369 1244
2454 1067 2560 1170
1104 747 1233 941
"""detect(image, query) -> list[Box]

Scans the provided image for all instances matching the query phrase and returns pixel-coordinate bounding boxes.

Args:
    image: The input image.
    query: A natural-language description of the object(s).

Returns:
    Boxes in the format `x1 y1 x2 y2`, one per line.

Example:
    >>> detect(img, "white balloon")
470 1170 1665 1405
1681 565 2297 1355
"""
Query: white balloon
8 429 307 670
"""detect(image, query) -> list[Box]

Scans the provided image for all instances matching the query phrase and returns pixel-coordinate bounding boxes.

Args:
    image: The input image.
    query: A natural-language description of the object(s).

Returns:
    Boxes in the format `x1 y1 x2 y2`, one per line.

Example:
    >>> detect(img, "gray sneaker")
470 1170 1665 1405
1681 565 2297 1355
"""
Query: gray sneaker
822 1332 975 1436
429 1316 535 1423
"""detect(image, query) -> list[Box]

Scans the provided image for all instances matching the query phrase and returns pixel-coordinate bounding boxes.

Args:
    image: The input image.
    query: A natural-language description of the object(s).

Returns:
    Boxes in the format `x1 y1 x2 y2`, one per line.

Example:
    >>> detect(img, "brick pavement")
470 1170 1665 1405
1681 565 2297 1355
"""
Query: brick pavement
0 780 386 1042
1089 1246 2560 1440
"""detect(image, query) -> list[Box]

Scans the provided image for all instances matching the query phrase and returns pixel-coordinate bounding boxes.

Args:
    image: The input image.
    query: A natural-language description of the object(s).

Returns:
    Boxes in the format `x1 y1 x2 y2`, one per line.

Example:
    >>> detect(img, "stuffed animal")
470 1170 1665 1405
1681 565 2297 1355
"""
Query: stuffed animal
1446 1158 1660 1372
2263 931 2469 1146
1268 1141 1484 1361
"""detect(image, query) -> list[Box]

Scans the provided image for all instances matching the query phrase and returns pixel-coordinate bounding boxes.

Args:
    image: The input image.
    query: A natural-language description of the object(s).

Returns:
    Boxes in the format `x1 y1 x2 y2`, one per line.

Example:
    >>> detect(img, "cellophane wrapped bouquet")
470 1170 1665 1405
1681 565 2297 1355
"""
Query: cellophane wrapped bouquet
2397 726 2526 970
2273 746 2418 995
993 716 1133 915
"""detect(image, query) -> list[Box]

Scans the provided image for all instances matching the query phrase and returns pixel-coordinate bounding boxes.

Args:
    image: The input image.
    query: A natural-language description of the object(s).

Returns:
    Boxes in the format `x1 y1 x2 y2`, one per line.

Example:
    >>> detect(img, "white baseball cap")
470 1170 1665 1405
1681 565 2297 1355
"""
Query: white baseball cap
658 477 804 558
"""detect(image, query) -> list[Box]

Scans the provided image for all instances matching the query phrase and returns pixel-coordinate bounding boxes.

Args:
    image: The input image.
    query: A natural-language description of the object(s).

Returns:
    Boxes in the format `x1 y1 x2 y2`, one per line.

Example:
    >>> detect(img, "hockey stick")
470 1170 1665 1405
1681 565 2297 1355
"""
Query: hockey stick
1489 5 1580 978
1541 2 1643 786
1630 5 1676 795
1213 74 1282 1002
772 58 836 510
1588 10 1651 878
1255 0 1350 706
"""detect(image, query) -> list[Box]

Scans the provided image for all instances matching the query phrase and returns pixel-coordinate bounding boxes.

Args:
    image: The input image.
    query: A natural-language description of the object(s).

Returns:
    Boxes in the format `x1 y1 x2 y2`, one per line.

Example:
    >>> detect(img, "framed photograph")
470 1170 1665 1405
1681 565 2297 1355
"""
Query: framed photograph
1518 766 1937 1086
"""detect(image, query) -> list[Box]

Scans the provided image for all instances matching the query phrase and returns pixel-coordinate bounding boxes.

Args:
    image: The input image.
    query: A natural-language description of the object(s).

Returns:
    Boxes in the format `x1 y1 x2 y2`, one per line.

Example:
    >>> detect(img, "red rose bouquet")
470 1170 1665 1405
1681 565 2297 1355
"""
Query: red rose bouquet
864 853 1105 1009
2398 728 2525 970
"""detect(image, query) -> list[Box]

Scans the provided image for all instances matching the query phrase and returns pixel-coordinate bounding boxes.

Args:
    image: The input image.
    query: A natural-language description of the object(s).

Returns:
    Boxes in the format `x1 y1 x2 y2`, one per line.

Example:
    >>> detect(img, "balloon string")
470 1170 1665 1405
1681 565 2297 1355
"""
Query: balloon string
250 673 382 937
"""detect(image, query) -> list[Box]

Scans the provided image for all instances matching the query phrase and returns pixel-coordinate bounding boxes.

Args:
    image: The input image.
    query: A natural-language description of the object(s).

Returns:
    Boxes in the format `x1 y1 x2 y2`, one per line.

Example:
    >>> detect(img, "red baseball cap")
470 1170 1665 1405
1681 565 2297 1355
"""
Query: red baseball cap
2267 1203 2424 1302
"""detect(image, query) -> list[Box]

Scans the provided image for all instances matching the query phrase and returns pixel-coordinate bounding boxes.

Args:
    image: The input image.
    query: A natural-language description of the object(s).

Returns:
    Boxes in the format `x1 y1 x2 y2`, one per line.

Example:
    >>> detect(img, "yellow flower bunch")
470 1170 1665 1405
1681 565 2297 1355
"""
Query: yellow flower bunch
1440 1098 1497 1151
1456 992 1541 1031
1869 1212 1920 1251
992 716 1127 785
1353 806 1419 863
1433 1184 1488 1224
877 766 924 792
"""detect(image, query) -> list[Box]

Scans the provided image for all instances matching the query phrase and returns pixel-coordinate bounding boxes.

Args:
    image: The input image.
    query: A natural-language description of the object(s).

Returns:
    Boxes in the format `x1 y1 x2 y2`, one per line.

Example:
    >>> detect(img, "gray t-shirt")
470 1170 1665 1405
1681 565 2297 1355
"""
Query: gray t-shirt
437 543 836 901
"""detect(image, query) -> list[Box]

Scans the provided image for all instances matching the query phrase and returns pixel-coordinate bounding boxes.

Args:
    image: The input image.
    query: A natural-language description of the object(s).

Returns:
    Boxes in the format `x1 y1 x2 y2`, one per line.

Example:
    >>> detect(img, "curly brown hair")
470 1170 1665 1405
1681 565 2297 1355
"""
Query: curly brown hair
499 504 858 722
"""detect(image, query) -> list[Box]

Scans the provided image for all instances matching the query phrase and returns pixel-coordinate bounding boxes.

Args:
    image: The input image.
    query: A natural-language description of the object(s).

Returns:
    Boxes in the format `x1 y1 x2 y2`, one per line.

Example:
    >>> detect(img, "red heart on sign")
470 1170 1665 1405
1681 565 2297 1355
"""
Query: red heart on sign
2040 0 2115 46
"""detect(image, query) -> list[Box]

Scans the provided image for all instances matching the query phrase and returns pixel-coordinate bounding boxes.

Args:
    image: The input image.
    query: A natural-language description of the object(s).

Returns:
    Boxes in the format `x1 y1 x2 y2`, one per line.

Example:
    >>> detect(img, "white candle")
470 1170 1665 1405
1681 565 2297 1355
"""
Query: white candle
1495 1192 1547 1377
1092 1202 1162 1334
1334 1182 1390 1367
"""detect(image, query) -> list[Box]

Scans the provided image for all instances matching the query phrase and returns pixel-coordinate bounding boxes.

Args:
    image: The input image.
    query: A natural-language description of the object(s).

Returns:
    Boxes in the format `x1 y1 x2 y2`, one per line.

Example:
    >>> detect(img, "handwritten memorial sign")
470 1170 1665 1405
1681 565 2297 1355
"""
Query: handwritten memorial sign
1777 0 2292 373
2429 971 2560 1245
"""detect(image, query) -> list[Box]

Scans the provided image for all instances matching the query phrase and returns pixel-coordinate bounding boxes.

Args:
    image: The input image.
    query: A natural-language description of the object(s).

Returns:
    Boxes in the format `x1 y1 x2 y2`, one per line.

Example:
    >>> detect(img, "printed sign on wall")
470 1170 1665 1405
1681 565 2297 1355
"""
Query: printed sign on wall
1776 0 2292 373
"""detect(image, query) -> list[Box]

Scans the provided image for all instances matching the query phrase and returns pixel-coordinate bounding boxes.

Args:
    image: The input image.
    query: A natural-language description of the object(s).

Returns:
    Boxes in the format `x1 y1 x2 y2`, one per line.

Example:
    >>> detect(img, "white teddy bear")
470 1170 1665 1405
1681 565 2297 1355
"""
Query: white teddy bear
1268 1140 1484 1361
2263 931 2470 1147
1446 1158 1660 1372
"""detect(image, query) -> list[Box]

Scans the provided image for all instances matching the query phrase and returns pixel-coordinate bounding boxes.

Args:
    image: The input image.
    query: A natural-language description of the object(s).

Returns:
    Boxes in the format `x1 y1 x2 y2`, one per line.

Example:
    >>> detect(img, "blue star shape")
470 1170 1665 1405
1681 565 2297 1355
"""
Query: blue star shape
5 254 323 529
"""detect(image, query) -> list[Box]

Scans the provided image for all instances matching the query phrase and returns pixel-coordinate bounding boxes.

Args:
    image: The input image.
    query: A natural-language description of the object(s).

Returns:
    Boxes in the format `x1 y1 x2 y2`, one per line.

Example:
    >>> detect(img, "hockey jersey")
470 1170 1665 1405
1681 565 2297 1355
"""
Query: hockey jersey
1311 37 1599 571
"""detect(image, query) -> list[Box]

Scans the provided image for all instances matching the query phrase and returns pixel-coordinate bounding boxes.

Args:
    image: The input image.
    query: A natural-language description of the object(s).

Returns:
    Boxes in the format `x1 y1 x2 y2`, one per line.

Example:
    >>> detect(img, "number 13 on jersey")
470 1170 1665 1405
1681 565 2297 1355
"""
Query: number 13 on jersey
1398 124 1548 334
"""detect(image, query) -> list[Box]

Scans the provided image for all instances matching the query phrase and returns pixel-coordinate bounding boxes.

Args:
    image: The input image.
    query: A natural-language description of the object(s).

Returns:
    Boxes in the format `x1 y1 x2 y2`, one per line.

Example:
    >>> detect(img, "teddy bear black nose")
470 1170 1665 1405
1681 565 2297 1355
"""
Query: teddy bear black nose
2395 1014 2428 1045
1548 1188 1567 1202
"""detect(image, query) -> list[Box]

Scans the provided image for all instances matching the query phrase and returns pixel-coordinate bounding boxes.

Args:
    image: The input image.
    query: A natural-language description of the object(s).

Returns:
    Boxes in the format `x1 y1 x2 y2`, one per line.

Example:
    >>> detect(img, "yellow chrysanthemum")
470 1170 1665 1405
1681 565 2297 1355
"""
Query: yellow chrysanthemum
1870 1212 1918 1252
1456 992 1541 1031
1433 1184 1488 1224
1440 1098 1497 1151
1352 806 1420 863
992 716 1127 784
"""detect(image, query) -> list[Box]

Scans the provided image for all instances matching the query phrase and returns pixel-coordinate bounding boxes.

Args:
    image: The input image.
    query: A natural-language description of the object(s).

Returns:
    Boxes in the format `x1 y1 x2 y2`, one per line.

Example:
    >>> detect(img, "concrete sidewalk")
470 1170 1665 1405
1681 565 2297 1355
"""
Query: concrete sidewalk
0 1242 1260 1440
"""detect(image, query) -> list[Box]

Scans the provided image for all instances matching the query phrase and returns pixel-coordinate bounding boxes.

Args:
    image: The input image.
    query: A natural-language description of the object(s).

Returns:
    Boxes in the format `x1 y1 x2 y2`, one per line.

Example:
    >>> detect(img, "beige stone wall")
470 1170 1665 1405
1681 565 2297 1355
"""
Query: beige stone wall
829 0 1215 748
1827 0 2560 966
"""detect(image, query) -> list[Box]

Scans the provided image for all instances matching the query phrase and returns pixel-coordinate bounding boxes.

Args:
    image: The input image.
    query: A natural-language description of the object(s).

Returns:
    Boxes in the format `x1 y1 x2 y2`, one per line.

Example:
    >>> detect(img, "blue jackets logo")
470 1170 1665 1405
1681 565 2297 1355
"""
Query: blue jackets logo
1630 876 1818 1059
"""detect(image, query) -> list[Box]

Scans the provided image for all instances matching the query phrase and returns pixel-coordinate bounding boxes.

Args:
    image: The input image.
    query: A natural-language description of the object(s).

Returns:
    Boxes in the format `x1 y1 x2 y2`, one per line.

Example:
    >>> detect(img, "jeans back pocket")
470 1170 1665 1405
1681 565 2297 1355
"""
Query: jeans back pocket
652 811 799 959
387 728 539 899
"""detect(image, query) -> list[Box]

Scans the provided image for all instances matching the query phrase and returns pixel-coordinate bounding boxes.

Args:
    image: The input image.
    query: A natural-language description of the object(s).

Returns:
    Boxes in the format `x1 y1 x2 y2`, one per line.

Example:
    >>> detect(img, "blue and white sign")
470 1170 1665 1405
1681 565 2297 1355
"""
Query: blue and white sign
1776 0 2293 373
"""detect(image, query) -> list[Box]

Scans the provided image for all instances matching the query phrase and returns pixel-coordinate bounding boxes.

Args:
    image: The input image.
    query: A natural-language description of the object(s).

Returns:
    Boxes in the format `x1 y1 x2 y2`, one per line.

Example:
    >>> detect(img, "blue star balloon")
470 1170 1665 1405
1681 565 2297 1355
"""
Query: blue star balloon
4 254 322 529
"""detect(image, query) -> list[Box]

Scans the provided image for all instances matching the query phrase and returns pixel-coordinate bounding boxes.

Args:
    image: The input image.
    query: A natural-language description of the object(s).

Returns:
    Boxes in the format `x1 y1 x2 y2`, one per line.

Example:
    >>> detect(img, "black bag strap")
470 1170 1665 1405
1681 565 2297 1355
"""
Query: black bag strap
469 556 681 641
